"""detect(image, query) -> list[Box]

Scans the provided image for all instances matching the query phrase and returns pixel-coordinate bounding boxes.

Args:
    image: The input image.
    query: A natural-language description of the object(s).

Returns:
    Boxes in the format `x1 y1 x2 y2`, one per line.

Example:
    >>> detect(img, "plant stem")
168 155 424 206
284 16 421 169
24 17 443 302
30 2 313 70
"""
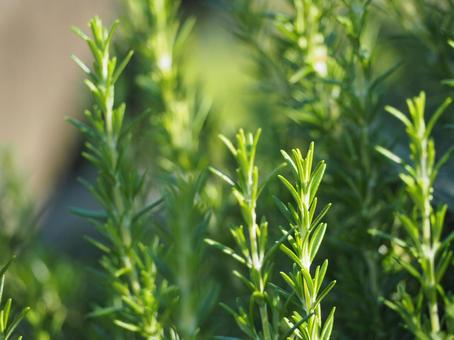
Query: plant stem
419 128 440 333
427 256 440 333
379 92 453 337
277 145 335 338
259 304 272 340
209 129 278 339
72 17 163 337
247 173 270 338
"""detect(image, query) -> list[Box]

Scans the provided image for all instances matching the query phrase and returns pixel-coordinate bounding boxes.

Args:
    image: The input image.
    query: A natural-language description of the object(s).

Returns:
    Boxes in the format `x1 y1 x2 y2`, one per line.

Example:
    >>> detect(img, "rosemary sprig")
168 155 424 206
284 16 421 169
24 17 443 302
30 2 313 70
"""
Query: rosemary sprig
207 129 281 339
377 92 454 338
231 1 400 336
122 0 210 172
208 130 335 339
121 1 218 337
70 17 163 337
276 143 335 339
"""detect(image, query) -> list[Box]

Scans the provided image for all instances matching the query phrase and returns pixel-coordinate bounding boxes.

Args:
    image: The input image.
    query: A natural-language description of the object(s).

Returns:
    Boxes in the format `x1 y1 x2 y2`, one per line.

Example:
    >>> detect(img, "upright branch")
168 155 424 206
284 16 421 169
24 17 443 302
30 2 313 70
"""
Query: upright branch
123 0 210 171
208 132 336 339
161 174 218 339
377 92 454 338
206 129 280 340
122 1 217 337
275 143 335 339
70 17 163 338
256 1 400 336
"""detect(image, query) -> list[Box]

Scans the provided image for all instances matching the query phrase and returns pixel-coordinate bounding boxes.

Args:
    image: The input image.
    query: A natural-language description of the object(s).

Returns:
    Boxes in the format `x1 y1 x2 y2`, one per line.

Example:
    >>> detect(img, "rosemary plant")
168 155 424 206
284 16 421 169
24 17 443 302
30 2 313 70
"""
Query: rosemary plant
230 0 337 131
121 0 210 172
208 130 334 339
376 92 454 338
120 1 218 338
158 174 218 339
230 1 400 336
206 129 281 339
71 17 164 337
276 144 335 339
326 11 401 331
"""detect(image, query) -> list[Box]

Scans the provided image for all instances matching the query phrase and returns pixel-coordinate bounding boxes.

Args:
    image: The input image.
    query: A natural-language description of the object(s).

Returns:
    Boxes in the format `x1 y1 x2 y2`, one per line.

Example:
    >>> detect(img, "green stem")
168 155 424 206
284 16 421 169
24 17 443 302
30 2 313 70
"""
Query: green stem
427 256 440 333
259 304 272 340
419 138 440 333
103 82 141 296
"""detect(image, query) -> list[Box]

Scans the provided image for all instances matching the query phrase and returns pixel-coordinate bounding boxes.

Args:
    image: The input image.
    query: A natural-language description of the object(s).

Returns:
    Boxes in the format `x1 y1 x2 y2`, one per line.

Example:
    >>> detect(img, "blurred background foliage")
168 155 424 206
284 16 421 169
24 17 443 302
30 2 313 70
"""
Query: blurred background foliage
0 0 453 339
